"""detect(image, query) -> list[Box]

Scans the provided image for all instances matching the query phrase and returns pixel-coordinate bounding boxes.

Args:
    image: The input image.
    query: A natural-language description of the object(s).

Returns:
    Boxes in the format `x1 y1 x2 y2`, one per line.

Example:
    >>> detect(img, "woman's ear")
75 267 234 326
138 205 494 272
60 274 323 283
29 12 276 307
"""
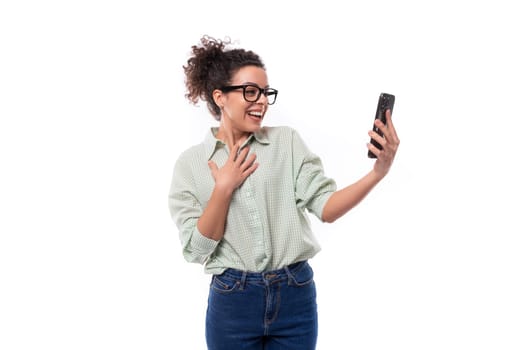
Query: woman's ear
212 89 224 109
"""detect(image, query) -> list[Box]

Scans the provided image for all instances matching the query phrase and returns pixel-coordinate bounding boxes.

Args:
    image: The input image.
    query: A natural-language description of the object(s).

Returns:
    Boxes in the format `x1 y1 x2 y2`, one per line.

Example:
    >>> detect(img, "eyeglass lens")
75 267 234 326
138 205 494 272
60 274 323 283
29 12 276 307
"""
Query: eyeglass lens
243 86 277 104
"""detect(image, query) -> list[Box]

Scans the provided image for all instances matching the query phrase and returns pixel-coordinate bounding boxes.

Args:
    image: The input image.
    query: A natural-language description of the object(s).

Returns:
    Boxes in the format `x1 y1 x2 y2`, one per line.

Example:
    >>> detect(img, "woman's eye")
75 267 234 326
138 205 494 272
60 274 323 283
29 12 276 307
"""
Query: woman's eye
245 88 258 96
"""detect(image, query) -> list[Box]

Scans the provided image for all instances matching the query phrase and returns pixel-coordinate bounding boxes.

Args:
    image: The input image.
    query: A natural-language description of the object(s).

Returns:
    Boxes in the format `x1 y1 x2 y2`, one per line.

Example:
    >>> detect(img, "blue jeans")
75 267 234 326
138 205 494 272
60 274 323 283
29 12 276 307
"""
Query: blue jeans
206 260 318 350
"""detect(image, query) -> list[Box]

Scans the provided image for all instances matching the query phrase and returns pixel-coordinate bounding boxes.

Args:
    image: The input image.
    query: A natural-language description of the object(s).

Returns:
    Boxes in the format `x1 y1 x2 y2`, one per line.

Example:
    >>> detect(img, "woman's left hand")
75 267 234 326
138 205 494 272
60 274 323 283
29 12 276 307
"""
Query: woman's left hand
367 109 400 178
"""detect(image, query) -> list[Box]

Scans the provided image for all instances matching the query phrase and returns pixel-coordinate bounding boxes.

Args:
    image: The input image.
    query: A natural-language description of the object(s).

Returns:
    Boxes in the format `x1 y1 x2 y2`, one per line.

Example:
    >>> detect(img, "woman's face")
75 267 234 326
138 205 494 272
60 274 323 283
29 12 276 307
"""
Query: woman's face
215 65 272 135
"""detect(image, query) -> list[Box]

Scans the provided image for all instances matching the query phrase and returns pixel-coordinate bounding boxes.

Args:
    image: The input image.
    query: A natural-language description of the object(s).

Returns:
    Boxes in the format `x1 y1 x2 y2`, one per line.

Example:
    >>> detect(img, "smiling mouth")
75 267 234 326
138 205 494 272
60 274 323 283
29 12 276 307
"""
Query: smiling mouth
247 105 265 119
247 111 263 119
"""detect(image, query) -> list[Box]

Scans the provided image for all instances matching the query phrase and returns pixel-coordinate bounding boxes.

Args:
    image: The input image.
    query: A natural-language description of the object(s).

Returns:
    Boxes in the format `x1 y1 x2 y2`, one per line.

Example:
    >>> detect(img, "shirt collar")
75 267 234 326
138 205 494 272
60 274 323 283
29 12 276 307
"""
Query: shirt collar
204 127 270 160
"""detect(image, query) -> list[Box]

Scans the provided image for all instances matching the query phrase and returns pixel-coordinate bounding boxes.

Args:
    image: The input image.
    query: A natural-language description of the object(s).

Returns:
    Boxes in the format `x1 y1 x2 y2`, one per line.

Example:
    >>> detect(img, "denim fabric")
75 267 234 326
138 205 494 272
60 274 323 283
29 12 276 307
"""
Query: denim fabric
206 261 318 350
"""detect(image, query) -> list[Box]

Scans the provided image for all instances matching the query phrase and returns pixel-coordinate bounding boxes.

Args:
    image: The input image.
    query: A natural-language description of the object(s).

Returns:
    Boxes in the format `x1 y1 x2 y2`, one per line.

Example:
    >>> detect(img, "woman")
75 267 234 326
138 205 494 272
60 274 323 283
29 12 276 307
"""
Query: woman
169 35 399 350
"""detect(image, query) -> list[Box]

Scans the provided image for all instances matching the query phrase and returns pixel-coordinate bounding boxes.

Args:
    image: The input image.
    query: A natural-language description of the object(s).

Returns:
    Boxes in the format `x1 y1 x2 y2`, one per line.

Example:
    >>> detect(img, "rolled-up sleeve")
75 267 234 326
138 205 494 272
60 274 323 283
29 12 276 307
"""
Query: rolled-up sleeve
291 129 337 220
168 152 219 264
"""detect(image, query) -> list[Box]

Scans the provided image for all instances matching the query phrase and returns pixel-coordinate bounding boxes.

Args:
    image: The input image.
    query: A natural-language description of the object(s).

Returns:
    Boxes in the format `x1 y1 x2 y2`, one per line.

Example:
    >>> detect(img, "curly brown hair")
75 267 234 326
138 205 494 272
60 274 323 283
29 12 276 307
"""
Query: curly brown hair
183 35 265 120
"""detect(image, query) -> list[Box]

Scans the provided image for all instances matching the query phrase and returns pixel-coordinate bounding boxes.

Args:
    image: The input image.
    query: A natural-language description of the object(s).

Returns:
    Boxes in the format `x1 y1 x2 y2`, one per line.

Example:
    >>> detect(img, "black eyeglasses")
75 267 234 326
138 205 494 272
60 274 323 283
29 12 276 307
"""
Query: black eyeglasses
220 84 278 105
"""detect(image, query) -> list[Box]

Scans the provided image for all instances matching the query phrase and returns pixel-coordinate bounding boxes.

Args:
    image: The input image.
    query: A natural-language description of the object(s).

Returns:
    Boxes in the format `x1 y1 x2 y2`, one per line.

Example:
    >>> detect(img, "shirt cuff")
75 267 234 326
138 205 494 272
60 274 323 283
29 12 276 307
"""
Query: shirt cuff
190 226 220 256
310 191 335 221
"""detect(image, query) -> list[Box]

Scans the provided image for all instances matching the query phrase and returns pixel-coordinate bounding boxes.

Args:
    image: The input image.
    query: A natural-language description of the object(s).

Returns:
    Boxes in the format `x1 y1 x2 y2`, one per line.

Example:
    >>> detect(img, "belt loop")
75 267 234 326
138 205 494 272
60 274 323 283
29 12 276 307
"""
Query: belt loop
284 264 293 285
239 271 247 290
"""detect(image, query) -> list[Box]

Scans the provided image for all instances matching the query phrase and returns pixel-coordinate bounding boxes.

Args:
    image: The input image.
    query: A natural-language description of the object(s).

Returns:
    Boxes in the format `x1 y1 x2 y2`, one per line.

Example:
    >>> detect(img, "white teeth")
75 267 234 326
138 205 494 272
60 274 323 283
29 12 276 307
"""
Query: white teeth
248 111 263 117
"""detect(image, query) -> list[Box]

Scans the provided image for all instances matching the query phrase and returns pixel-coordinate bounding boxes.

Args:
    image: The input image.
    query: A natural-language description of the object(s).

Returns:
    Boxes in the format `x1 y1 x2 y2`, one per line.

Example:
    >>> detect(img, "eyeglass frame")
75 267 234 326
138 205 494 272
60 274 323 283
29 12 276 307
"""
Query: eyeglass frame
219 84 278 105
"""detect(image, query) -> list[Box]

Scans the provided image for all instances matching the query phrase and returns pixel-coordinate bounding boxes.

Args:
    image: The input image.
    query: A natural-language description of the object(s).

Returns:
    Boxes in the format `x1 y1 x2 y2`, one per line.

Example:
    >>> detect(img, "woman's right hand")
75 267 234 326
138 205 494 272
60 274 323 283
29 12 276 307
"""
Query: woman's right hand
207 143 258 194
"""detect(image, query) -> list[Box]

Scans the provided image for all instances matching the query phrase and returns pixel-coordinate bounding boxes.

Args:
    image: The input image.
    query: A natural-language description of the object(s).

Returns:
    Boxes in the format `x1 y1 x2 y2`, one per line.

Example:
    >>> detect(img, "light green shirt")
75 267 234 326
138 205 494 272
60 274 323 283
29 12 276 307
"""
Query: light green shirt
168 126 337 274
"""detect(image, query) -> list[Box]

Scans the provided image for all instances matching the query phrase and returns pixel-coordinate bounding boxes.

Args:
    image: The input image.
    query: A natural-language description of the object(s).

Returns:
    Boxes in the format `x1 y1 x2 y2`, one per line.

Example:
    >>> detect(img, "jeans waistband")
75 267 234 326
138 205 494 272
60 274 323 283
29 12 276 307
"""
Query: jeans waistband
220 260 308 283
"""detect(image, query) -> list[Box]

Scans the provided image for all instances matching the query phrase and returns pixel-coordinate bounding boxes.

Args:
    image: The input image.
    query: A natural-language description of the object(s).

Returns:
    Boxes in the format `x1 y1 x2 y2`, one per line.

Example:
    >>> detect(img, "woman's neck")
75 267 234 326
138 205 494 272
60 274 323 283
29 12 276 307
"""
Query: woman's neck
215 124 250 151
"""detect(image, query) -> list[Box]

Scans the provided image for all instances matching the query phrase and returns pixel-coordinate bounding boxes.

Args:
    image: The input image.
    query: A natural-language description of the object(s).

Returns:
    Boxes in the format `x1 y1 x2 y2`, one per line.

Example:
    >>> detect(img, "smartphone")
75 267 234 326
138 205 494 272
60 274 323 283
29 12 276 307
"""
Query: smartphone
368 92 395 158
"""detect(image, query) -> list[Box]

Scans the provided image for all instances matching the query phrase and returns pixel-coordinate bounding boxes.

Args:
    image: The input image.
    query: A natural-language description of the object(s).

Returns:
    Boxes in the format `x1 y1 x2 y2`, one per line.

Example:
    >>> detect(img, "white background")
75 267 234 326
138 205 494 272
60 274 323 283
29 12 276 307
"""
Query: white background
1 0 524 349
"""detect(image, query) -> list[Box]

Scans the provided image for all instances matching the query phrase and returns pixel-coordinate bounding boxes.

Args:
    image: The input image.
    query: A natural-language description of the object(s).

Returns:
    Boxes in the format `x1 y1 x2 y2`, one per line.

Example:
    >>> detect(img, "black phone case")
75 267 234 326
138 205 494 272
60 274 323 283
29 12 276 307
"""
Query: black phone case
368 92 395 158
